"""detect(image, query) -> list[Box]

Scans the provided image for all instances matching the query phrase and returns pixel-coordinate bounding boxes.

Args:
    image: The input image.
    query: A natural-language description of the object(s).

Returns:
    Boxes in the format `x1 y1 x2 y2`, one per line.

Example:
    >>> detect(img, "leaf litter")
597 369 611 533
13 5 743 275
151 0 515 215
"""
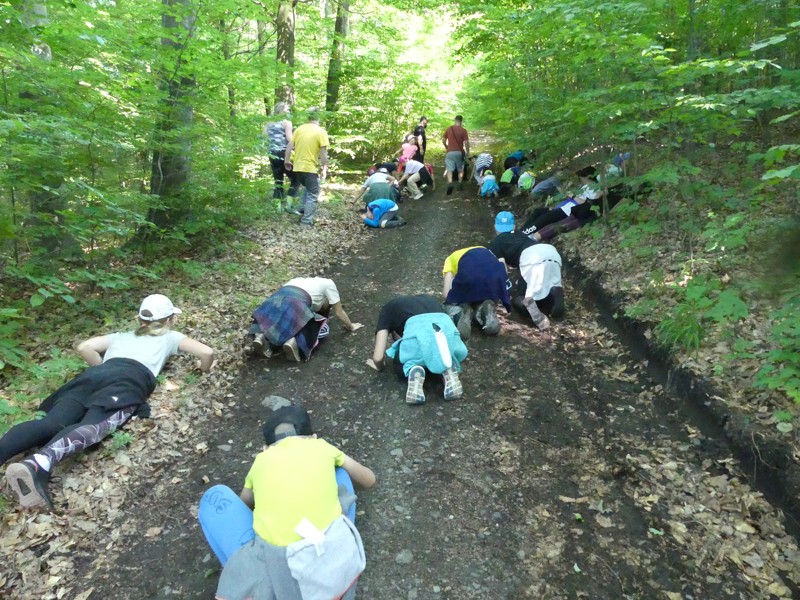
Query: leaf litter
0 201 367 599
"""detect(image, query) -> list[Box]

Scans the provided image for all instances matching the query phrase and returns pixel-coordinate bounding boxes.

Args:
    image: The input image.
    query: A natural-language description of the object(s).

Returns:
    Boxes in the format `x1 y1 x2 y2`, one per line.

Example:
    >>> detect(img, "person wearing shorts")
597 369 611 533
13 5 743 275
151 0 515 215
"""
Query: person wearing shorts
442 115 470 195
1 294 215 510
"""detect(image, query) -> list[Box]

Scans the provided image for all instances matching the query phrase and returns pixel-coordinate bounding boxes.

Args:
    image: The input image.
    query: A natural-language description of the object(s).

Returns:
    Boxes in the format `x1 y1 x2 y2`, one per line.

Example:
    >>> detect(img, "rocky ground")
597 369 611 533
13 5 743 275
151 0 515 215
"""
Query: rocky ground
2 179 799 599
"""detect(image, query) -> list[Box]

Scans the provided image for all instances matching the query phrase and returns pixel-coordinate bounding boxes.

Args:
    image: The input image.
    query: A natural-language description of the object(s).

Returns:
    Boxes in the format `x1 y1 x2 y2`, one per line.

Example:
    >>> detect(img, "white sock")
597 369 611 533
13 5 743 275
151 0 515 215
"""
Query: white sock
32 454 51 472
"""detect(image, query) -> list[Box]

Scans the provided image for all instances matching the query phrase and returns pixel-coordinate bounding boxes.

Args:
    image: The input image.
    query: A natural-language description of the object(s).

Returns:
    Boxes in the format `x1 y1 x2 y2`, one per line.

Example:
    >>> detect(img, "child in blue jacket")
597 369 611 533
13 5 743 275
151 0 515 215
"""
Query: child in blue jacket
363 199 406 229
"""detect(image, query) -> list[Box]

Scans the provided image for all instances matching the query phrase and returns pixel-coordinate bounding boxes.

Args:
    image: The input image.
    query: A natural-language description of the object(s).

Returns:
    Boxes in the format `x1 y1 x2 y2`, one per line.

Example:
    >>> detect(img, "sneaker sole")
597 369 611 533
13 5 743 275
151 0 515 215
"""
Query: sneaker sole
480 303 501 335
443 371 463 401
283 341 301 362
5 464 50 509
406 370 426 405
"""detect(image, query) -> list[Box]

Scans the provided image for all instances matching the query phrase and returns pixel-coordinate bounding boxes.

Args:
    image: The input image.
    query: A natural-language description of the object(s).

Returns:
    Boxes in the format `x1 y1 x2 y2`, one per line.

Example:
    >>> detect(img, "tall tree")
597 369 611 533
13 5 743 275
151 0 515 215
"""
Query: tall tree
147 0 197 231
325 0 349 113
275 0 298 106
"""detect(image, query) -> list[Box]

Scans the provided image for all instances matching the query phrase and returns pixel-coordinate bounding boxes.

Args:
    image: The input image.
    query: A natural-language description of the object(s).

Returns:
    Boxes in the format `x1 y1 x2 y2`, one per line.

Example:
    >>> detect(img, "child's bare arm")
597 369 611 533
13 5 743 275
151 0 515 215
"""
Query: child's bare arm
239 487 255 509
341 455 376 489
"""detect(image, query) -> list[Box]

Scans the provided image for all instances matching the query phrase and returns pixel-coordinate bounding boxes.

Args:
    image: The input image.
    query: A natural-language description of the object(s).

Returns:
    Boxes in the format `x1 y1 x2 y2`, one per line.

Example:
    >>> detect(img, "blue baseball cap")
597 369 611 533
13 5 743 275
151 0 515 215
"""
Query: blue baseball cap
495 211 515 233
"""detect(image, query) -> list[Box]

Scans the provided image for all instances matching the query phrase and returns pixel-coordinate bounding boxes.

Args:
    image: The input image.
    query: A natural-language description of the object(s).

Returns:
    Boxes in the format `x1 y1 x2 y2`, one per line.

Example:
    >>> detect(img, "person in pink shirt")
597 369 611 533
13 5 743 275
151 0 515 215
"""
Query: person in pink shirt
395 134 420 170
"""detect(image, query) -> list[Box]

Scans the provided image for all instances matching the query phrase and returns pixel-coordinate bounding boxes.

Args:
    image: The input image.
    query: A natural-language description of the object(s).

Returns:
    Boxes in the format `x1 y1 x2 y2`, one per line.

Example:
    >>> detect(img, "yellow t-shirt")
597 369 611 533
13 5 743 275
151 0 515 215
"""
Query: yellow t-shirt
442 246 483 276
290 123 329 173
245 437 345 546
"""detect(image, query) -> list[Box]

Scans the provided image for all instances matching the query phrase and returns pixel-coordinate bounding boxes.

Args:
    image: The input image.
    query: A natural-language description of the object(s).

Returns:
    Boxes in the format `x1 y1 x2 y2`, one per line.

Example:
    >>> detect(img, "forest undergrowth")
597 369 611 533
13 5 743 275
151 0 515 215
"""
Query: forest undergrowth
499 140 800 482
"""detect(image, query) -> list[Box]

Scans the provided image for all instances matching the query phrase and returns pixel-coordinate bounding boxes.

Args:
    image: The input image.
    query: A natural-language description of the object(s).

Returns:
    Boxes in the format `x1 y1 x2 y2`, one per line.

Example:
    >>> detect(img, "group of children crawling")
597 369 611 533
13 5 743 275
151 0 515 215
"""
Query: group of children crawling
0 292 376 599
0 147 634 598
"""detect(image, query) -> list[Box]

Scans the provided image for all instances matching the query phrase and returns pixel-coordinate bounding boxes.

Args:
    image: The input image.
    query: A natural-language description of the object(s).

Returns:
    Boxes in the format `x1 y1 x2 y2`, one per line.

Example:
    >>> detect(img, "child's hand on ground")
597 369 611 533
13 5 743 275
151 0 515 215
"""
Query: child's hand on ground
349 323 364 332
366 358 383 371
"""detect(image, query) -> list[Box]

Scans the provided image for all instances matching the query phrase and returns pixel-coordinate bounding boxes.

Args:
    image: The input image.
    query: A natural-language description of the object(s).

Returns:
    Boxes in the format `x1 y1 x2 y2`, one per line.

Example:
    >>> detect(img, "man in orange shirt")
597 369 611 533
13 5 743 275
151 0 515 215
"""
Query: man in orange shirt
442 115 470 195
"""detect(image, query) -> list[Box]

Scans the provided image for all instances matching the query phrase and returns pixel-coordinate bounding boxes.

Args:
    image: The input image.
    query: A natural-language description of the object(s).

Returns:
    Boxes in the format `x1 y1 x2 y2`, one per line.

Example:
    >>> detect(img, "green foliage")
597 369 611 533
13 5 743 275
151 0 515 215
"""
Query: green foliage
754 295 800 403
656 276 749 353
656 302 706 353
110 430 134 450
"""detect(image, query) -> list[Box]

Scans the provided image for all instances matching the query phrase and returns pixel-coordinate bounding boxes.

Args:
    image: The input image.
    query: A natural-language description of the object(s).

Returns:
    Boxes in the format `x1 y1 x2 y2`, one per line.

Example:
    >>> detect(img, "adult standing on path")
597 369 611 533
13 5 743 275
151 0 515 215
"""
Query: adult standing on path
442 115 470 195
285 108 329 226
262 101 297 212
413 116 428 162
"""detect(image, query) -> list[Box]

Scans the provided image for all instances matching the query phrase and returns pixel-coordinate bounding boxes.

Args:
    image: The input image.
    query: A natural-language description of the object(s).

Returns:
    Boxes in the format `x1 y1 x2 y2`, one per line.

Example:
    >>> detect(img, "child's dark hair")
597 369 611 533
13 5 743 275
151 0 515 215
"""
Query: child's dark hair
262 405 313 444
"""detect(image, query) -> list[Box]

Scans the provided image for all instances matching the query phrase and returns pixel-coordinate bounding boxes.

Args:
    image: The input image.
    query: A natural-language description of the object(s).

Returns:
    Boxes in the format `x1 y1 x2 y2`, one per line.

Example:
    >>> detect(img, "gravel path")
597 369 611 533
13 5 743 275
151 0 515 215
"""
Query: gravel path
79 185 799 599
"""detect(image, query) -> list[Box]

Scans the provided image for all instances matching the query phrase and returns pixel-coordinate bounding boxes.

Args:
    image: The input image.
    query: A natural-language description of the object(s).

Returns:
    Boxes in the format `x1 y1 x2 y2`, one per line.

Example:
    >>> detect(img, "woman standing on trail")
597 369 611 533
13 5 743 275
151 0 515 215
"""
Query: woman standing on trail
247 277 363 362
1 294 215 510
263 102 297 211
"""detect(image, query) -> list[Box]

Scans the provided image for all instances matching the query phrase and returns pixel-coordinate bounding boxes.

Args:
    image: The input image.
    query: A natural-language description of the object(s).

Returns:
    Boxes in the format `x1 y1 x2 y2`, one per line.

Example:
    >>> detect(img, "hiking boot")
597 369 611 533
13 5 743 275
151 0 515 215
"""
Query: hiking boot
282 337 301 362
5 459 54 510
458 181 464 191
446 186 453 196
456 304 474 341
442 368 462 401
405 366 426 405
476 300 500 335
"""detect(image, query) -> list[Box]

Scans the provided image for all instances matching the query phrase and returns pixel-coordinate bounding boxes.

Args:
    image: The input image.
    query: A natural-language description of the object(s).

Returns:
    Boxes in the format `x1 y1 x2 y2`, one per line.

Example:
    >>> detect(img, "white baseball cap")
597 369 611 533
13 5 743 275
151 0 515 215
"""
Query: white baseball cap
138 294 182 321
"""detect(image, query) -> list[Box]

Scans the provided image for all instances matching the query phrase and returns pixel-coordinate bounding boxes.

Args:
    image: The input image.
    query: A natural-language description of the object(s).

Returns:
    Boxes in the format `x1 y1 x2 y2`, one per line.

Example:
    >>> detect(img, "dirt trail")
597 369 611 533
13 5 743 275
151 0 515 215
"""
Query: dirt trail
81 185 799 599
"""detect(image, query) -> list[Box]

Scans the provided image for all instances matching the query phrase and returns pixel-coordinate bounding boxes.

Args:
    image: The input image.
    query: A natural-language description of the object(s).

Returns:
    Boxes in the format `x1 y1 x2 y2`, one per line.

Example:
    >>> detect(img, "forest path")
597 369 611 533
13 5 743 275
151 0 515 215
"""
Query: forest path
80 180 798 599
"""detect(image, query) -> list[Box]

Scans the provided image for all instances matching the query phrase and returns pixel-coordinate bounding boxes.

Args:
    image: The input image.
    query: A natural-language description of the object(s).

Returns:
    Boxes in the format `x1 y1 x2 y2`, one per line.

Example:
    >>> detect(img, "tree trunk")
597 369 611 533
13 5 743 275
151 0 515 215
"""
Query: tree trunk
275 0 297 106
687 0 697 61
220 19 236 118
257 19 271 115
146 0 196 232
325 0 349 113
19 0 83 260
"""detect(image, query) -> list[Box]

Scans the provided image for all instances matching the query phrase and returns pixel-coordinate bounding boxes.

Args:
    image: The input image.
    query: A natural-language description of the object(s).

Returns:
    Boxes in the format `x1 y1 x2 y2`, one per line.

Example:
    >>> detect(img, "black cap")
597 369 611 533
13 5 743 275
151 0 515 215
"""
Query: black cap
262 405 313 444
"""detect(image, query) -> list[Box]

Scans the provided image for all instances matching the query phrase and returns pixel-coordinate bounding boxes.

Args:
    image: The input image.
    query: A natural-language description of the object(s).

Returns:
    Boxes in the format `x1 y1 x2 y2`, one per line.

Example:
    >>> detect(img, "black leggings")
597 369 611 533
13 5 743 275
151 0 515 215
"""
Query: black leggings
520 206 569 236
0 398 135 467
268 150 297 199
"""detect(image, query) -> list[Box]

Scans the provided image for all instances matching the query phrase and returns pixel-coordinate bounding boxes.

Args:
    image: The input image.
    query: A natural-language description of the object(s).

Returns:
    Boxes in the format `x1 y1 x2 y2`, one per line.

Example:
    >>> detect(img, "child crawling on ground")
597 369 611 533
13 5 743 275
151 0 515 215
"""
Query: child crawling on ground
480 170 500 198
363 199 406 229
199 404 376 600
